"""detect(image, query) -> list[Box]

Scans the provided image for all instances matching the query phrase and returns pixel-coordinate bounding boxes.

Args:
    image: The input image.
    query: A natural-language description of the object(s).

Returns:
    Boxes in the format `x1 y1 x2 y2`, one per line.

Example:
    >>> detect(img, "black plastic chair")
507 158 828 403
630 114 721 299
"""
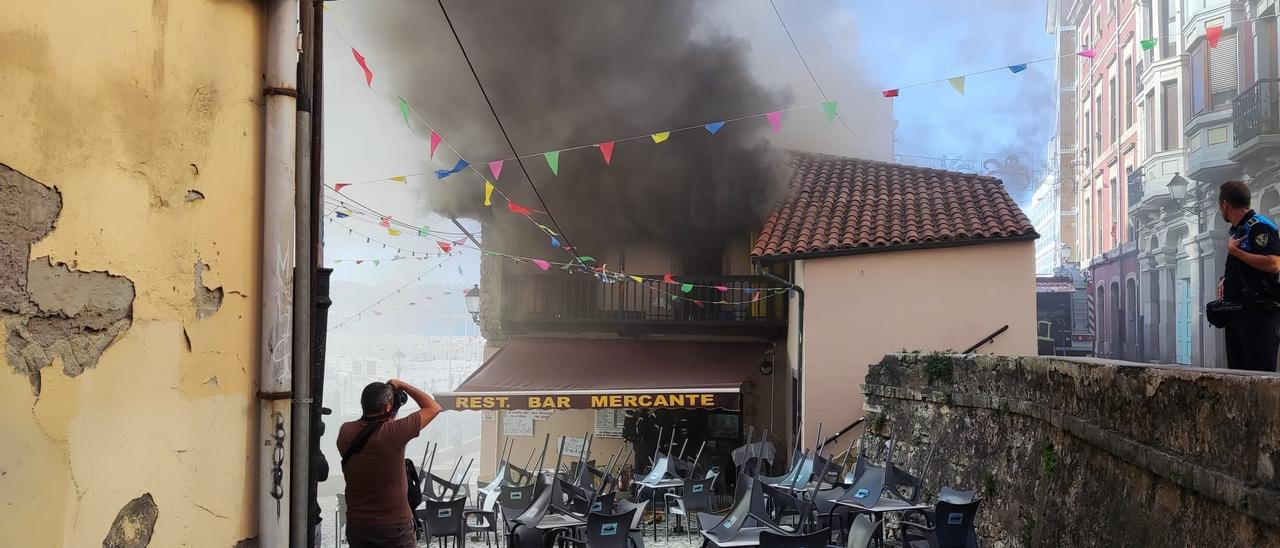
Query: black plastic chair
555 509 638 548
760 527 831 548
500 483 536 515
761 483 809 530
843 514 884 548
465 491 500 548
813 486 850 545
617 499 649 548
900 498 981 548
417 497 467 548
663 474 715 541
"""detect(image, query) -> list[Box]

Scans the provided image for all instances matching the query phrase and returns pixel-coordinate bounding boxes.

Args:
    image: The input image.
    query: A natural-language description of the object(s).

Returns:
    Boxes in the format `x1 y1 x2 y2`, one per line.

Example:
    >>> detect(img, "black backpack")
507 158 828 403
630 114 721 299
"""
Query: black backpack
405 458 423 510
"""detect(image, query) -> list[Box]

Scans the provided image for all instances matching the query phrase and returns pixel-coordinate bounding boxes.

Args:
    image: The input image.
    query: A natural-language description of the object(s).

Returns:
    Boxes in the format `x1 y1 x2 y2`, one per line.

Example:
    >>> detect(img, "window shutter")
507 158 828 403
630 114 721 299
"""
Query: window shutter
1162 81 1179 150
1209 32 1238 94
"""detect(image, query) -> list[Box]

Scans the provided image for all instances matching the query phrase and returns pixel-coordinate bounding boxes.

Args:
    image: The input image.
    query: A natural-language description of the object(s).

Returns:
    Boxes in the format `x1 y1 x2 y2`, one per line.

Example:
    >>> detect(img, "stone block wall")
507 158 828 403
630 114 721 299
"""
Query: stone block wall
860 354 1279 547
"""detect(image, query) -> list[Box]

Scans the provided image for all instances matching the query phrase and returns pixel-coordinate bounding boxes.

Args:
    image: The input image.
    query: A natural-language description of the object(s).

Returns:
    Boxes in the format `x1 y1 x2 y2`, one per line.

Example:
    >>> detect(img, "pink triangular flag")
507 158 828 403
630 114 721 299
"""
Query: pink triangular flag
379 216 391 228
1077 48 1096 58
715 285 729 292
765 111 782 132
351 48 373 87
1206 25 1223 48
598 142 615 165
430 131 442 159
335 183 351 191
453 238 467 245
533 259 550 271
488 160 504 180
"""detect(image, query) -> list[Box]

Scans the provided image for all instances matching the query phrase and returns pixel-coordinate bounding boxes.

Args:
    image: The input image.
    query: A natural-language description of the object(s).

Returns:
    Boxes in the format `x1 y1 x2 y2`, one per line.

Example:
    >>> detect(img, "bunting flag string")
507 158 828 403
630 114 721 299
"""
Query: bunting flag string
328 256 458 332
948 76 966 95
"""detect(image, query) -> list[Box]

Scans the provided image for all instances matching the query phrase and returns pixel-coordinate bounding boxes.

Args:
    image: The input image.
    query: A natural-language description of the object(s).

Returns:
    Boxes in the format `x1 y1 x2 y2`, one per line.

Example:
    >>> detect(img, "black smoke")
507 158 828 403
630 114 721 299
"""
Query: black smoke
370 0 792 269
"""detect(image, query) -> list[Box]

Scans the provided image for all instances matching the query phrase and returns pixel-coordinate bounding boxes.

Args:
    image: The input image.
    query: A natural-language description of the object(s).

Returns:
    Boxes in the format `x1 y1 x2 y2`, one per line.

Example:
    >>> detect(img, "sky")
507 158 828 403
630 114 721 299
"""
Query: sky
321 0 1057 335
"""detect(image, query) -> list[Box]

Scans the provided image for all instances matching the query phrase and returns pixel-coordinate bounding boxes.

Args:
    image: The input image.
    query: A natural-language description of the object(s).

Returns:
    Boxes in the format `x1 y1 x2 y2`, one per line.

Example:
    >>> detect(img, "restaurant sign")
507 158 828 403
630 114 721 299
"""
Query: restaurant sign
439 391 739 411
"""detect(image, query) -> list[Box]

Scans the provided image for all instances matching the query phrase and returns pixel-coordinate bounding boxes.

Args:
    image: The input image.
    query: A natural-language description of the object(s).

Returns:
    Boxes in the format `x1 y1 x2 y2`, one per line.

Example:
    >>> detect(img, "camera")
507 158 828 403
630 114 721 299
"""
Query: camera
393 388 408 410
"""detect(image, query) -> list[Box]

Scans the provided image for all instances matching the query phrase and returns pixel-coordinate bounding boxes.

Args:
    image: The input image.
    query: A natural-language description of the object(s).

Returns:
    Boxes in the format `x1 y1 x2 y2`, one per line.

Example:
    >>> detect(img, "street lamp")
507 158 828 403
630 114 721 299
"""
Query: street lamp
1166 173 1199 214
464 284 481 325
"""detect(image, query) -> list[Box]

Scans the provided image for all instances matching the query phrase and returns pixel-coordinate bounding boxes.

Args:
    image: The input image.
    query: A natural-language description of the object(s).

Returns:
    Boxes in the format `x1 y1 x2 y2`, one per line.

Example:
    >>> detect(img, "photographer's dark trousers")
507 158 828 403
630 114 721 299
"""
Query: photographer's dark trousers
1225 311 1280 372
346 520 416 548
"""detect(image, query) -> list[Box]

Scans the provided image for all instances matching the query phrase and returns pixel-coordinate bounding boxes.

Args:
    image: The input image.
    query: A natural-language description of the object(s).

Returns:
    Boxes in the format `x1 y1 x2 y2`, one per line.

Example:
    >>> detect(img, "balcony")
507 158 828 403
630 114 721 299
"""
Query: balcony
500 273 787 338
1230 79 1280 170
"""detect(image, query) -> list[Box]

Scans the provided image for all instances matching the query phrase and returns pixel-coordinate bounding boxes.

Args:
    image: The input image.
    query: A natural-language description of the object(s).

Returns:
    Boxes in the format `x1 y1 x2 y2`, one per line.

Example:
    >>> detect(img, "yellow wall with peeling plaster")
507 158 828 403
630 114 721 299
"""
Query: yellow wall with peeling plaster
0 1 263 546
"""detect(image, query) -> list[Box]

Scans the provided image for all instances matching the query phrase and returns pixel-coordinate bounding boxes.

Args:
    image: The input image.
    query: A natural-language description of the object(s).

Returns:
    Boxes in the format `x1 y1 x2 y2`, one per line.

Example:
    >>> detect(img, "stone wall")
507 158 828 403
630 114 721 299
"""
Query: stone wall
860 354 1280 547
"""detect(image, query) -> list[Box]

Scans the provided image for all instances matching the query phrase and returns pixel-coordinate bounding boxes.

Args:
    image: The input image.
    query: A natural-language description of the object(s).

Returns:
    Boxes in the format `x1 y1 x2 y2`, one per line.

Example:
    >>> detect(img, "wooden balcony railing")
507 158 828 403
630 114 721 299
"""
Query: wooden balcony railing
500 273 787 337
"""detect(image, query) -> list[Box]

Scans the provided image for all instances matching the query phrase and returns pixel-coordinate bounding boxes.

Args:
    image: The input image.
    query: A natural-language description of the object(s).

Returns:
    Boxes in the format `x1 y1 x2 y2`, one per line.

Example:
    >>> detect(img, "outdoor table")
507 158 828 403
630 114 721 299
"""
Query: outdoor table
833 498 930 547
533 513 587 530
637 478 684 541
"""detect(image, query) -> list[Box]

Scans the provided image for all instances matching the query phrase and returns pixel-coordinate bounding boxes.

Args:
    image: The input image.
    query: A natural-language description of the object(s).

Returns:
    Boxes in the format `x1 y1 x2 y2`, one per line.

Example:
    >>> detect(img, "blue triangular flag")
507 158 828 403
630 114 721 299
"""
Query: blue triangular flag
705 121 725 134
551 237 561 248
1008 64 1027 74
435 158 470 179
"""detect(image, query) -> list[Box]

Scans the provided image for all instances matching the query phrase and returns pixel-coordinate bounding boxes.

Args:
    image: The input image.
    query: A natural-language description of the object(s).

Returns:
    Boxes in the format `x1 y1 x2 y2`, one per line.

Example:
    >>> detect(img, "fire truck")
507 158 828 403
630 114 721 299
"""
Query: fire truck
1036 266 1093 356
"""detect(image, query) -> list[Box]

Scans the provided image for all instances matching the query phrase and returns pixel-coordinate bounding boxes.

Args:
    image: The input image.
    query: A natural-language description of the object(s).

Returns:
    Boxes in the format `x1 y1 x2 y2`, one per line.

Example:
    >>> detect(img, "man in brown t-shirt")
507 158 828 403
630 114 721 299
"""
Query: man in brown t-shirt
337 379 442 548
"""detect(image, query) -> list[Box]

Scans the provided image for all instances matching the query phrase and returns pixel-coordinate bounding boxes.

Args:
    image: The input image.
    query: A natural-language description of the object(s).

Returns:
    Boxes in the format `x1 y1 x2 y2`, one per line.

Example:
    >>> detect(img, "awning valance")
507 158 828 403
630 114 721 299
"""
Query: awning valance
439 338 769 411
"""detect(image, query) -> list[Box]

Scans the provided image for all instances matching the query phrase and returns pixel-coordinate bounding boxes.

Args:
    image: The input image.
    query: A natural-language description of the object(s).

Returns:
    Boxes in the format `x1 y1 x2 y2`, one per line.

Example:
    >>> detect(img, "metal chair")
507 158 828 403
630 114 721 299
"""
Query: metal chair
417 496 468 548
760 528 831 548
899 498 981 548
663 474 715 541
555 509 638 548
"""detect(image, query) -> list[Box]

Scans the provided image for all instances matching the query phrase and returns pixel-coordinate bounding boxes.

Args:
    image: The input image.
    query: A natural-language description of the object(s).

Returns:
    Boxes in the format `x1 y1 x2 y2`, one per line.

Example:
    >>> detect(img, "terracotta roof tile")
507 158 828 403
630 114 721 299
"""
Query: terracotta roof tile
752 153 1037 260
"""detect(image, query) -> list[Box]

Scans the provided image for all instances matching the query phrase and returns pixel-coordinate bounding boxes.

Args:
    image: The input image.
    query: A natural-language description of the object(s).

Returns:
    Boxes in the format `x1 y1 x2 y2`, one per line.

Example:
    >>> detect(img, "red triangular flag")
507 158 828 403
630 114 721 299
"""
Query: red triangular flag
335 183 351 191
663 273 675 284
1206 25 1223 48
599 142 615 165
430 131 441 159
882 89 899 98
379 216 391 228
437 241 452 253
507 201 532 216
351 48 373 87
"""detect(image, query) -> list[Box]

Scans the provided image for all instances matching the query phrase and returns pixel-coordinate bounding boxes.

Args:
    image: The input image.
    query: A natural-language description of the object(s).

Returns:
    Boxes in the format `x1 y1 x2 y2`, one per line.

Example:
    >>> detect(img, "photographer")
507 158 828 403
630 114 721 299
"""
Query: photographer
337 379 442 548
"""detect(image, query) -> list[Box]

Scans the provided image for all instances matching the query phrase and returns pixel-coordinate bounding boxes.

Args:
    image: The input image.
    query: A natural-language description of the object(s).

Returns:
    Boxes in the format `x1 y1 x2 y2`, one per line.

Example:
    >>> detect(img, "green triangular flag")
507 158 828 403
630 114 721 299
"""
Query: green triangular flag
417 227 428 237
577 256 596 263
399 97 411 127
1140 38 1157 50
821 100 839 122
544 151 560 175
680 283 693 293
373 260 381 266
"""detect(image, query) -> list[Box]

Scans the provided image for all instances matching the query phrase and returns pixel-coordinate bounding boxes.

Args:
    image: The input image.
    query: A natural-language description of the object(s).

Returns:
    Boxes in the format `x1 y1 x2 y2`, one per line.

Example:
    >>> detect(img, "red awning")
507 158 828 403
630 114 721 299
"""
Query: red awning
438 338 770 411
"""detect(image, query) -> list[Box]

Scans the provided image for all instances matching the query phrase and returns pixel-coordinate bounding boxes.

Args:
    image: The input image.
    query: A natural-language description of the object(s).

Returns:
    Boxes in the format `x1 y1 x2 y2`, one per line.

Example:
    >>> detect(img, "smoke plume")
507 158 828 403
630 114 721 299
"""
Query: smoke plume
358 0 889 268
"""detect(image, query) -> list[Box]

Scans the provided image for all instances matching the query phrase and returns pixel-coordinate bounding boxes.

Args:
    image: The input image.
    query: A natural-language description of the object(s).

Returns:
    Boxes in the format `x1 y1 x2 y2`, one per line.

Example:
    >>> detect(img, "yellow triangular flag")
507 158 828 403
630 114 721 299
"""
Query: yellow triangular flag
630 275 643 283
388 227 401 236
484 181 494 206
390 176 407 183
948 76 965 95
651 132 670 144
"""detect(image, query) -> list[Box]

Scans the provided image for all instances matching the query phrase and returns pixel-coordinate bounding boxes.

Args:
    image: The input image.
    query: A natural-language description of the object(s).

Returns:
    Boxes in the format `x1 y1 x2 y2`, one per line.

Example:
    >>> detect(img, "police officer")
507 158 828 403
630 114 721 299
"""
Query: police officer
1217 180 1280 372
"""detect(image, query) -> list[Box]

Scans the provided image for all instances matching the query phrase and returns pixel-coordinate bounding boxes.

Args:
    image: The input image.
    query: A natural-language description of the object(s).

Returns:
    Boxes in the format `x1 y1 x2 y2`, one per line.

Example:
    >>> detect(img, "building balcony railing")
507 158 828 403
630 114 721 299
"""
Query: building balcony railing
1233 79 1280 148
500 272 787 337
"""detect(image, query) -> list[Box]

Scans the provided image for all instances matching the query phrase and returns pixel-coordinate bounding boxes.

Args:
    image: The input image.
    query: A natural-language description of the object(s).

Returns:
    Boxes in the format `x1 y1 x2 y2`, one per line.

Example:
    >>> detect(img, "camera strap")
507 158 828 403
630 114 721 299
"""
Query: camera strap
341 418 388 468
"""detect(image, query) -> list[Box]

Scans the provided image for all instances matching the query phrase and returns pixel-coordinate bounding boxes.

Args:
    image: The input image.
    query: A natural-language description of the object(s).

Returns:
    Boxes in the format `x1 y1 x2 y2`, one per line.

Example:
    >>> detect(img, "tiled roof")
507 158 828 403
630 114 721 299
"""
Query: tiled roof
752 152 1037 260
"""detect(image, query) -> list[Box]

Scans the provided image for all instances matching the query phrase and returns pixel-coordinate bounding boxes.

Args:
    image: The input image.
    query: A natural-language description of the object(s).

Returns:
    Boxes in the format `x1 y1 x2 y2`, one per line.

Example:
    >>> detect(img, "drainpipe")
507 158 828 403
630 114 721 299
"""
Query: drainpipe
291 0 316 545
259 0 299 546
754 263 804 456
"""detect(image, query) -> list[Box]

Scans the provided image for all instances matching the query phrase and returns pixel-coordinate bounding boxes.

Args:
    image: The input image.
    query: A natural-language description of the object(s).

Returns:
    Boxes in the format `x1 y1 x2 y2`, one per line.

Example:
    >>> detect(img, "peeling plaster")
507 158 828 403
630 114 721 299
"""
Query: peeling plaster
184 189 204 202
1 164 135 396
193 260 223 319
102 493 158 548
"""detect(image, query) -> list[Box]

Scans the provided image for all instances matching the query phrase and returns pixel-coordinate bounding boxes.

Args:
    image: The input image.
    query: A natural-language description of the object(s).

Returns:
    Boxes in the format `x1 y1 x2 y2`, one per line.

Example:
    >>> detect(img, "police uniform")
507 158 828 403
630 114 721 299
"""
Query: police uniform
1223 209 1280 372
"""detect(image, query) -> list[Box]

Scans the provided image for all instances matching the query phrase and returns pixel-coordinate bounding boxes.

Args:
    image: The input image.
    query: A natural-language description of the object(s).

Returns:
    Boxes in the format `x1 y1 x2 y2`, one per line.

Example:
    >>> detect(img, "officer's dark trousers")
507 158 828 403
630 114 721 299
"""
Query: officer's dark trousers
1224 311 1280 372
